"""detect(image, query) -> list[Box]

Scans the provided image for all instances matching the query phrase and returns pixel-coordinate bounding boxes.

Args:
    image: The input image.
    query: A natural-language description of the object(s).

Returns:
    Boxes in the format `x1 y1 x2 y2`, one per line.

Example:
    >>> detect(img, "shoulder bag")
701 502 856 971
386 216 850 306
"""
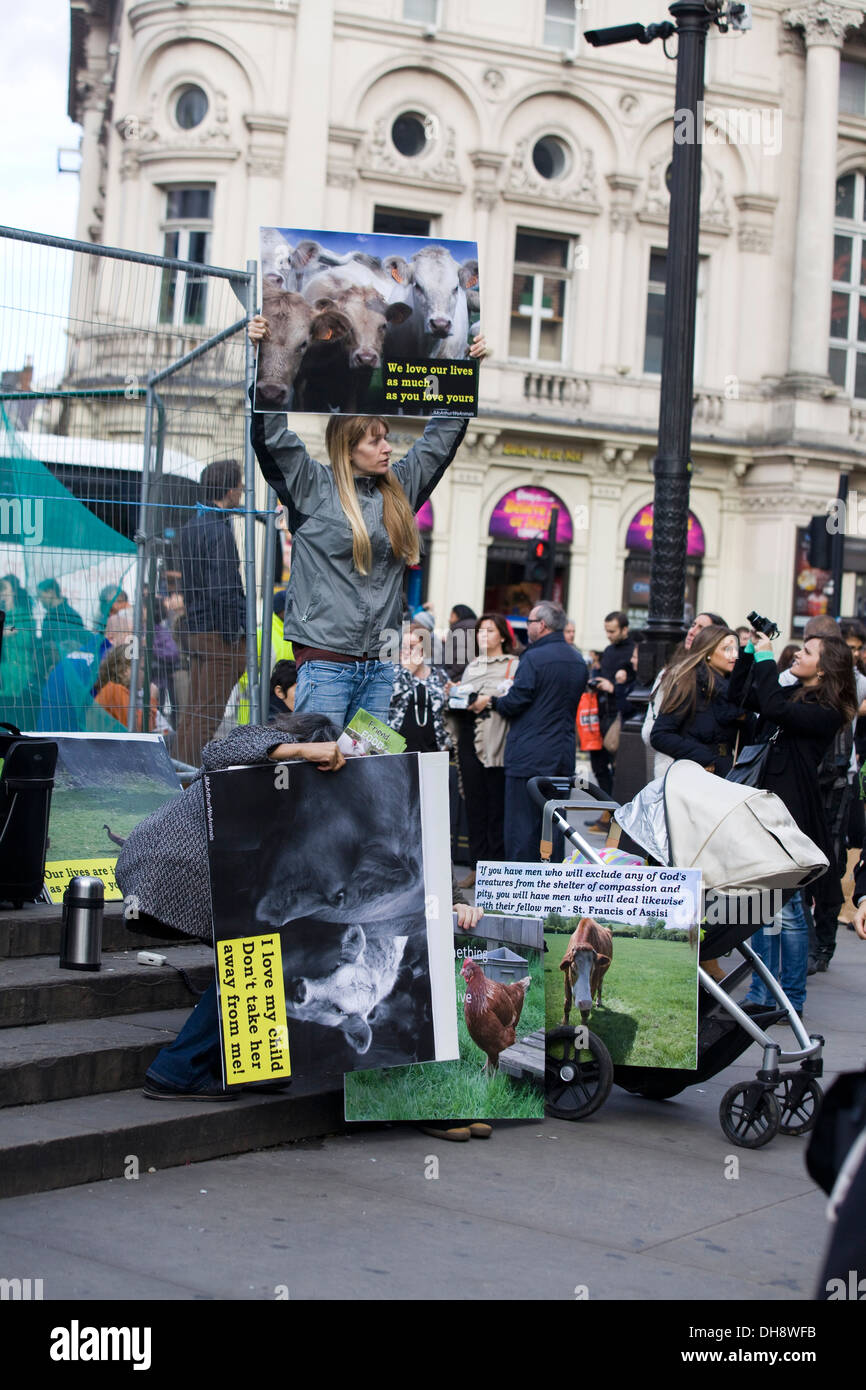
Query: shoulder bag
725 727 779 787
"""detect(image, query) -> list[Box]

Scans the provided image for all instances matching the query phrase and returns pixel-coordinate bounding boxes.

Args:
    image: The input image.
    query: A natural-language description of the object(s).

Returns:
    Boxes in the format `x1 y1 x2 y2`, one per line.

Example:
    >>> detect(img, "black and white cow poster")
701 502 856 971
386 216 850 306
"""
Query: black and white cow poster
205 751 457 1092
254 225 480 417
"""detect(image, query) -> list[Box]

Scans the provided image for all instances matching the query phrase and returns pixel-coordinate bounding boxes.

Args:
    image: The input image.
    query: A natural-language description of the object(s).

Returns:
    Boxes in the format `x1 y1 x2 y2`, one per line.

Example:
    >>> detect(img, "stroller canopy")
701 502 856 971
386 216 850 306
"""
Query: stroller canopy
615 760 828 895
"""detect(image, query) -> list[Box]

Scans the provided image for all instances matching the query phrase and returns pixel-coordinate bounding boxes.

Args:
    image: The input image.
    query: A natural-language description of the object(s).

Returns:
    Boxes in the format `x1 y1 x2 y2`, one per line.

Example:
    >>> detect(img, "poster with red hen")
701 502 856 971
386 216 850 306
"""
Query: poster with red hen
344 915 544 1122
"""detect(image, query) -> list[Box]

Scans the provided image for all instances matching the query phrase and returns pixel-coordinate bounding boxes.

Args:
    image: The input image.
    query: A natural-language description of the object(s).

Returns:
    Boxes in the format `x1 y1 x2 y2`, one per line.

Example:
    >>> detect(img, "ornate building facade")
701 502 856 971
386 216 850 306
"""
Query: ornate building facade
67 0 866 645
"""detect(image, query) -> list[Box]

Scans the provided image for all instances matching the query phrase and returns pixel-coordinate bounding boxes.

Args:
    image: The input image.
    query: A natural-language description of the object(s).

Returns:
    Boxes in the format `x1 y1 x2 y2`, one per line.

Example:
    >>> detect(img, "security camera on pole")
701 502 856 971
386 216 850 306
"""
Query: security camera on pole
584 2 750 800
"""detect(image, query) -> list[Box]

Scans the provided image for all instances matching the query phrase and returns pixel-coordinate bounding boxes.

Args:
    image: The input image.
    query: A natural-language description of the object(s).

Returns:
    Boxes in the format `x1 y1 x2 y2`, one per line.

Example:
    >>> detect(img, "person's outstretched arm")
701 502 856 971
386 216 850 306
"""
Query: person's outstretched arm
390 334 488 509
247 315 328 528
201 724 345 773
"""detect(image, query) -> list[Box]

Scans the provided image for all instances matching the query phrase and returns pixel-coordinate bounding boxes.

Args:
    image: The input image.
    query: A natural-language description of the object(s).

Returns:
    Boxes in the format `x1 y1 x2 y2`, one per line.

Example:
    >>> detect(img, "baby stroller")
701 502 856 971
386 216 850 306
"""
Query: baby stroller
530 763 827 1148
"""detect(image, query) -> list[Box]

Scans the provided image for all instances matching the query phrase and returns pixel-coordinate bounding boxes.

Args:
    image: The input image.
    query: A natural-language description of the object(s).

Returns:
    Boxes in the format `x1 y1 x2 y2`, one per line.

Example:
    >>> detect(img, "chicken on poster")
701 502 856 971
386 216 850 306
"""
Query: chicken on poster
344 916 545 1122
254 226 480 417
205 751 457 1091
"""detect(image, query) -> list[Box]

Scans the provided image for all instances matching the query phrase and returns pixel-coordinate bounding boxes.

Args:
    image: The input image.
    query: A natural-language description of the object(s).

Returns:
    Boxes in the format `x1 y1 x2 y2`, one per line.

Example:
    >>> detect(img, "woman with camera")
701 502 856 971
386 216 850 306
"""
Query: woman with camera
450 613 518 883
728 630 858 1013
650 625 742 777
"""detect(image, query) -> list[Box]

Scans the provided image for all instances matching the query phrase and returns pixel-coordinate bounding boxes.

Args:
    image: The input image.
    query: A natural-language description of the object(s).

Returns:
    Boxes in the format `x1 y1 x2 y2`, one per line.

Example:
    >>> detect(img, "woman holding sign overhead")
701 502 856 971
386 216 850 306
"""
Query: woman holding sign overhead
249 315 486 729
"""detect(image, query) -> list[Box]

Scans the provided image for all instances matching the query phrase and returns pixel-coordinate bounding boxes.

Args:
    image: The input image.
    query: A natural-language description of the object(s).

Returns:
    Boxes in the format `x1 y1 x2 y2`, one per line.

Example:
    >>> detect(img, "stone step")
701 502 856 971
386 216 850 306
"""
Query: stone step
0 903 178 959
0 1085 346 1199
0 945 213 1029
0 1007 192 1108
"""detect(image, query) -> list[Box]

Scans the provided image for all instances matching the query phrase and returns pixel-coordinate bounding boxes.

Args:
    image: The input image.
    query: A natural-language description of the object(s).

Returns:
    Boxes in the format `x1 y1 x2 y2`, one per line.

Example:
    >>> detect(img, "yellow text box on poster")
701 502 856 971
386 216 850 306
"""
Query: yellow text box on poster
44 858 121 904
217 933 291 1085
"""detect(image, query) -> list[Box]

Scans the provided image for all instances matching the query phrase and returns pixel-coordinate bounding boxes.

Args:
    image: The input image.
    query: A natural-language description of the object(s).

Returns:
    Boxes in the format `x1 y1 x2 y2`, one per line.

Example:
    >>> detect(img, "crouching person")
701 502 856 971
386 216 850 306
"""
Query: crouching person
116 713 345 1099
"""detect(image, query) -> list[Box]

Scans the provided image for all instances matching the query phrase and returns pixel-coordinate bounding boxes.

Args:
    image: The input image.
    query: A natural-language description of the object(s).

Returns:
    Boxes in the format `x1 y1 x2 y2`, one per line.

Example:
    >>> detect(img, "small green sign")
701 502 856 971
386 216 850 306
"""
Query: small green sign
345 708 406 755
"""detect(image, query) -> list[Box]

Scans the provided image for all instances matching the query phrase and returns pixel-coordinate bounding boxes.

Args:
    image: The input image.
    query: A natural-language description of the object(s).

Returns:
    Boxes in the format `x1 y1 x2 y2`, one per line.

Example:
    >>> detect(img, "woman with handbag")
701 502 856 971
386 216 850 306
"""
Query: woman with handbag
649 625 742 981
450 613 518 885
728 633 858 1013
650 626 742 777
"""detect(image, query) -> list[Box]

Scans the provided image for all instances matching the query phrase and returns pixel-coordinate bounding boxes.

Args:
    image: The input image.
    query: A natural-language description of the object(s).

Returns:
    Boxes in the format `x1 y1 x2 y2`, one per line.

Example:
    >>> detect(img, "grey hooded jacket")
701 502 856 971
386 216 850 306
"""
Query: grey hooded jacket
251 411 467 655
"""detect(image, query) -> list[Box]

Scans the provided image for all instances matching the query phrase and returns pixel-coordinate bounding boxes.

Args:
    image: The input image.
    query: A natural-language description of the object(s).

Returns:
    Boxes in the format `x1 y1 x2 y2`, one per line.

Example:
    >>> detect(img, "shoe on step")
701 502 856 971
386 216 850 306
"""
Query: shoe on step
142 1078 238 1101
468 1122 492 1139
419 1125 471 1142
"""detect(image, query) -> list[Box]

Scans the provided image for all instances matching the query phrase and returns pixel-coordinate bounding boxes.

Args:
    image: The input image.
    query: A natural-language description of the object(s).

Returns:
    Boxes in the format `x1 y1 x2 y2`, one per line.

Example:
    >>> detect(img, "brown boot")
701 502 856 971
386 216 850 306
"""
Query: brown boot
702 958 725 982
586 810 612 835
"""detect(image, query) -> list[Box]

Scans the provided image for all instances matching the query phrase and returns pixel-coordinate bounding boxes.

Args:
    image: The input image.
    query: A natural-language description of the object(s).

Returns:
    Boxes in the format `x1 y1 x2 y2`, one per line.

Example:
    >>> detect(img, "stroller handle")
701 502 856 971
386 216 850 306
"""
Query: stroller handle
527 775 610 810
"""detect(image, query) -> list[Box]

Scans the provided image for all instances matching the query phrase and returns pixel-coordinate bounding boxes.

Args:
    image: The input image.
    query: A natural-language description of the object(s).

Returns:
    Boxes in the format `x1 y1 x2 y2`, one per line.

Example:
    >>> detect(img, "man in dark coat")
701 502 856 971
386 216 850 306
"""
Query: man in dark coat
475 600 587 861
175 459 247 766
589 610 635 804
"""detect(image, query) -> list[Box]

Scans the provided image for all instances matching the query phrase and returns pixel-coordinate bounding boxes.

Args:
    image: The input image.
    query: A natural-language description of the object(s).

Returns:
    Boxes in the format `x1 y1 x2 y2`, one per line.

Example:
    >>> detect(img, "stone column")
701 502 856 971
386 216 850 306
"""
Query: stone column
282 0 334 227
603 174 640 374
434 456 487 620
584 477 624 645
783 3 866 388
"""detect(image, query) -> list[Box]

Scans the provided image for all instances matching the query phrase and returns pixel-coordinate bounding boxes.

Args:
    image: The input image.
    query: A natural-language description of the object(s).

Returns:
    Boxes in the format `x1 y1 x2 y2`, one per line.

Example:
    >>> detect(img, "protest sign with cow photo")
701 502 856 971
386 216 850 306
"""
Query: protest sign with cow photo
205 751 458 1093
474 860 702 1073
254 226 480 417
345 915 545 1122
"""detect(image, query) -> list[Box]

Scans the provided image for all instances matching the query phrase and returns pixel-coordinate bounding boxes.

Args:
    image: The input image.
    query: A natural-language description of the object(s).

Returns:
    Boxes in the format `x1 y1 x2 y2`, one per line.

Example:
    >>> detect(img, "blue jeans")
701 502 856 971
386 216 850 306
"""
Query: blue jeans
294 659 395 729
146 980 223 1092
745 891 810 1011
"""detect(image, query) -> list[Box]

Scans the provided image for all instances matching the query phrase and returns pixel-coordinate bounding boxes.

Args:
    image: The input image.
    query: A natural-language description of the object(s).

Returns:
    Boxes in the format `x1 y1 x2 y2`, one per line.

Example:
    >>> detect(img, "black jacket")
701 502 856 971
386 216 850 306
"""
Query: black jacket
178 508 246 642
494 631 587 778
650 668 741 776
728 650 844 905
598 636 635 728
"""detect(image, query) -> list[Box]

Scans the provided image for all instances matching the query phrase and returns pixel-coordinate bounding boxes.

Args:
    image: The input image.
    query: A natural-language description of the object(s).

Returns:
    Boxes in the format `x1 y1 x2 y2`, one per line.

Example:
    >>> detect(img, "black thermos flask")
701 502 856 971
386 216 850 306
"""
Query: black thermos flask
60 876 104 971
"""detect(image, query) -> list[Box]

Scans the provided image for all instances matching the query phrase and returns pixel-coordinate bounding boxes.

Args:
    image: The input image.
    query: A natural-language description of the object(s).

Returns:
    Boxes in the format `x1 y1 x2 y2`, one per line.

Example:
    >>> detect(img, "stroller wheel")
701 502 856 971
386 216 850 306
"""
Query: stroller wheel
719 1082 781 1149
774 1074 823 1136
545 1025 613 1120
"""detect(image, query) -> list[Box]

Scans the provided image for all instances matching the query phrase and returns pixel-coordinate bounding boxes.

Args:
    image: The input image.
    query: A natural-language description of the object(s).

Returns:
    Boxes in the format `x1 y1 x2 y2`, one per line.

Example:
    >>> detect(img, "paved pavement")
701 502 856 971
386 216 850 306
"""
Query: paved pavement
1 918 862 1303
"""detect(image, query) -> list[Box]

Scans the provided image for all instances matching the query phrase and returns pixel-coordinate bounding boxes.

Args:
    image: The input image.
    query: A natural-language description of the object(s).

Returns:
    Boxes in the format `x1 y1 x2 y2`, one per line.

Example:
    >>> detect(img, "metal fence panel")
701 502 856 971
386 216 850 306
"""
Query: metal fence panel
0 226 276 759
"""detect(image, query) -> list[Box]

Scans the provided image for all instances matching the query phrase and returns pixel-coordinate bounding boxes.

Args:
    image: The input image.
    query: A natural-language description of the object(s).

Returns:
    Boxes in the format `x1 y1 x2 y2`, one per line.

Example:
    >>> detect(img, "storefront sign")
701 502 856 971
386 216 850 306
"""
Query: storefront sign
792 527 832 630
503 443 584 462
626 504 705 558
489 486 574 543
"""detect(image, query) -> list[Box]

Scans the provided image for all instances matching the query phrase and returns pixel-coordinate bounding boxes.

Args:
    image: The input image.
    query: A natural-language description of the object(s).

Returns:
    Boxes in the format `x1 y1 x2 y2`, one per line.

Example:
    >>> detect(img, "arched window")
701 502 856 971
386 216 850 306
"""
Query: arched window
830 172 866 398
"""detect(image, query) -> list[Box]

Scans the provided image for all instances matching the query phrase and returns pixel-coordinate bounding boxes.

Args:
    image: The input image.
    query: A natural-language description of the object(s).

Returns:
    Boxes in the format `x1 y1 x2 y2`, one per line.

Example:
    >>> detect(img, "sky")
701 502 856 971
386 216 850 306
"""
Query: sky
0 2 83 386
0 1 82 237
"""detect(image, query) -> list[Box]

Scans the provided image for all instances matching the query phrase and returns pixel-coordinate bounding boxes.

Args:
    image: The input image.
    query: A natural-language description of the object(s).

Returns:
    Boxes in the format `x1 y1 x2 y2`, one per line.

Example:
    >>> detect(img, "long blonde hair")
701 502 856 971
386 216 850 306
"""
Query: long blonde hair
324 416 420 575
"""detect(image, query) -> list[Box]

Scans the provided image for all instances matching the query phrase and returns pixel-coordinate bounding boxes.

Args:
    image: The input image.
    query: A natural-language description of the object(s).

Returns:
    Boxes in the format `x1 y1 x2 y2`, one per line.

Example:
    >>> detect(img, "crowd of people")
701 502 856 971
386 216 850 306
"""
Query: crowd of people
78 307 859 1179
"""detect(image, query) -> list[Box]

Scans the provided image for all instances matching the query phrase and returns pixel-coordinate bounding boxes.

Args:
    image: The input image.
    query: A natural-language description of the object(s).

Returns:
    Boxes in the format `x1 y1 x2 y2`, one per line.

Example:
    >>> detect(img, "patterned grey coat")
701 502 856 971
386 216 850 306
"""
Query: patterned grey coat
115 725 292 943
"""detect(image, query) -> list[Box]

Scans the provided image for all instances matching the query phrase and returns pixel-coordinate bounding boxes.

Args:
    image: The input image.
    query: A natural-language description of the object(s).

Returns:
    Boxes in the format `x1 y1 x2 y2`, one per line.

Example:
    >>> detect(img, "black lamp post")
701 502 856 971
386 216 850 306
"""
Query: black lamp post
585 0 747 796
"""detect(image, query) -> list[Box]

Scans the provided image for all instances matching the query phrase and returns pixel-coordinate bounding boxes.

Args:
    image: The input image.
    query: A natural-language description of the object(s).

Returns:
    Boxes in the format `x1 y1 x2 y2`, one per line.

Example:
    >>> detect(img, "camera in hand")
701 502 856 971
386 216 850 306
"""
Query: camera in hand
747 610 780 641
448 683 474 709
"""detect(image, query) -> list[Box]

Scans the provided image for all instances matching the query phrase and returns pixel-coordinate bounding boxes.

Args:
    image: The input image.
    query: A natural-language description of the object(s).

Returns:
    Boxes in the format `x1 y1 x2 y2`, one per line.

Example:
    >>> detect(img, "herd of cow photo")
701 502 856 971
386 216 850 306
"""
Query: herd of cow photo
254 226 481 416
